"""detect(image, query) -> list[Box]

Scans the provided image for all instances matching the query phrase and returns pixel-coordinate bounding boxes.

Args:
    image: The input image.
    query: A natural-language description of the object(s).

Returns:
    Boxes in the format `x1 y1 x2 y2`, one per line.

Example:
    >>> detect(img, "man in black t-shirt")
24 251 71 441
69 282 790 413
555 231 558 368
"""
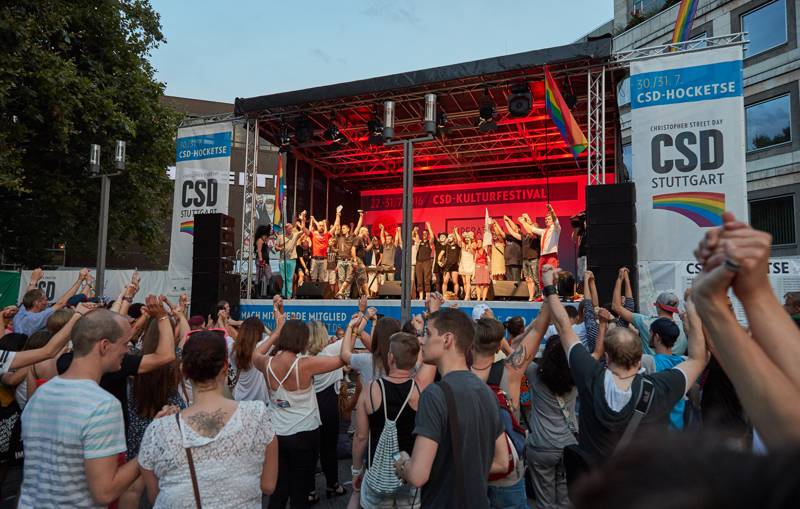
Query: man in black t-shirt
541 265 708 463
394 308 507 509
56 296 176 429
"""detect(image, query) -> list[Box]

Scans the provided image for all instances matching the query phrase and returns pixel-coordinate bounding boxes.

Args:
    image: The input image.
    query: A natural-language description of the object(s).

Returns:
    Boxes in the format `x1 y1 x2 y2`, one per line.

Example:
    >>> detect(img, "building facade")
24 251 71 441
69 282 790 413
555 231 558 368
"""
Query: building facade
612 0 800 256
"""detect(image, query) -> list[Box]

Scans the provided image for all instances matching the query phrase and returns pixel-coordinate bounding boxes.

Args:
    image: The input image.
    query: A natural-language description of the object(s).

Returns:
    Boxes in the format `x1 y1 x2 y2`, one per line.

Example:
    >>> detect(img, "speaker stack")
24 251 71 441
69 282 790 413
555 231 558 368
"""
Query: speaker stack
586 183 637 308
191 213 240 319
489 281 529 301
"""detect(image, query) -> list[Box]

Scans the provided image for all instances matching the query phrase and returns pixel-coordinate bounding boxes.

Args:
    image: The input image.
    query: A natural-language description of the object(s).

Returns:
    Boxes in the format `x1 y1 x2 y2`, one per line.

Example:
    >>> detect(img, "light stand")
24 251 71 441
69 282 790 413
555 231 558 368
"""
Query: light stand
89 140 125 298
384 96 437 323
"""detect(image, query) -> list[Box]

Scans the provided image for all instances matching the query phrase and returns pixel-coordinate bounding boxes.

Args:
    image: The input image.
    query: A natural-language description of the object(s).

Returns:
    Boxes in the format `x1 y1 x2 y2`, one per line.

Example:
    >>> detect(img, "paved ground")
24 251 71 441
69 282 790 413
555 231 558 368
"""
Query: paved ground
262 459 354 508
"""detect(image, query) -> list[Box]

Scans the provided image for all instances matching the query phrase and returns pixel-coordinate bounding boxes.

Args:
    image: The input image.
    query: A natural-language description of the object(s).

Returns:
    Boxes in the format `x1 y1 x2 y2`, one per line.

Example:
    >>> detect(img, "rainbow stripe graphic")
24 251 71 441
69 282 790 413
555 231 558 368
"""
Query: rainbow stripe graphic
652 192 725 227
180 220 194 236
545 67 587 159
670 0 699 49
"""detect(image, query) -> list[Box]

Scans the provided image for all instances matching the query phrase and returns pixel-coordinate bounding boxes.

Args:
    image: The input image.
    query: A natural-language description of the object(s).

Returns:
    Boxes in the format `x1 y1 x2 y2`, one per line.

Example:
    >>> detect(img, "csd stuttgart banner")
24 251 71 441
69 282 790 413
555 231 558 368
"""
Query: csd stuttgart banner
631 46 747 262
167 122 233 296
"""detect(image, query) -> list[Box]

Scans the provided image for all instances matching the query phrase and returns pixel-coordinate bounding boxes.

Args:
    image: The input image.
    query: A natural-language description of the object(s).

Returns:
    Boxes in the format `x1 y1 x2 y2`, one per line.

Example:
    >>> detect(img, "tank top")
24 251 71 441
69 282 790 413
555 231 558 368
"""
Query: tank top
475 248 488 266
367 379 418 467
266 356 322 436
417 240 433 262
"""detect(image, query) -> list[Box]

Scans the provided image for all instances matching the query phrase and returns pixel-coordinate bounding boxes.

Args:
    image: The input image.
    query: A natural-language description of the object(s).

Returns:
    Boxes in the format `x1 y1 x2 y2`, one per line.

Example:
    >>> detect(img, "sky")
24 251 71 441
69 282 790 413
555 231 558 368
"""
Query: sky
148 0 613 104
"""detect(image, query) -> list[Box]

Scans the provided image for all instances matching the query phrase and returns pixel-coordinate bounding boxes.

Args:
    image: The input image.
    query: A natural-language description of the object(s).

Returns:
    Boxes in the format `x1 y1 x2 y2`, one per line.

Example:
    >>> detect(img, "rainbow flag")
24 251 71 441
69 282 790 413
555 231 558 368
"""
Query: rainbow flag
670 0 699 50
272 156 285 227
545 67 587 159
179 220 194 236
652 191 725 227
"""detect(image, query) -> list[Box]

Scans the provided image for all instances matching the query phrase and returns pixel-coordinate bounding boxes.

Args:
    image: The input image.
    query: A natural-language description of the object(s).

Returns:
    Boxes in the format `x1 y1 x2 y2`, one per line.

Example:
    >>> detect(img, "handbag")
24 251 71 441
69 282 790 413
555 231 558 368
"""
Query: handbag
175 414 203 508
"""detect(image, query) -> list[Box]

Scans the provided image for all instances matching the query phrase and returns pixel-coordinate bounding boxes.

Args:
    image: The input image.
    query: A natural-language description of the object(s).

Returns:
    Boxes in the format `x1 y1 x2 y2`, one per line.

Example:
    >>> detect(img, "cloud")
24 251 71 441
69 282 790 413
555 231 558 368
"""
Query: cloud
362 1 423 29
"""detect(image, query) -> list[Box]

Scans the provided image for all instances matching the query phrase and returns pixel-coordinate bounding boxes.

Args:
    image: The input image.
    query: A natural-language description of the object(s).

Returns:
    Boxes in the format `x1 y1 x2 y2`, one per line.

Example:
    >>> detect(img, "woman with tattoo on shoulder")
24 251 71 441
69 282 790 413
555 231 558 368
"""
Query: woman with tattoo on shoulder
265 319 345 509
138 330 278 508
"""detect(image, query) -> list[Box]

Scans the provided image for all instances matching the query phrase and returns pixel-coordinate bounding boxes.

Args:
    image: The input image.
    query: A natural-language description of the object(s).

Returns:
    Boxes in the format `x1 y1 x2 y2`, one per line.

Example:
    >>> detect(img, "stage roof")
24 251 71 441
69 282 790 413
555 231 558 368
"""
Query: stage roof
234 37 619 189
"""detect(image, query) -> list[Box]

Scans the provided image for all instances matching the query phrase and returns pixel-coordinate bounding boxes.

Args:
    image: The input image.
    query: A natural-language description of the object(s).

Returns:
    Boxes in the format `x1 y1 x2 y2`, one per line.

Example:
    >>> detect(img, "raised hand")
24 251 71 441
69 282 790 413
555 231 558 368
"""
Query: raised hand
79 268 90 280
584 270 594 282
366 307 378 320
597 307 613 323
75 302 97 317
31 268 44 283
176 293 190 314
272 295 284 314
144 295 168 319
358 295 368 314
336 205 343 214
1 306 18 319
348 312 364 328
411 314 425 335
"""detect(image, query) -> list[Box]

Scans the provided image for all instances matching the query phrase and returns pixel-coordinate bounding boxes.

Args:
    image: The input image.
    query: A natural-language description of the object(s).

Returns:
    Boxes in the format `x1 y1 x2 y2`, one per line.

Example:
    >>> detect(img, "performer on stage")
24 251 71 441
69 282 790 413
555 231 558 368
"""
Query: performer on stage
295 235 312 290
412 222 435 301
500 216 522 283
504 216 538 300
377 224 399 282
333 209 363 299
526 203 561 295
472 238 491 301
254 224 273 298
274 211 305 298
306 209 339 283
439 233 461 299
454 228 475 301
489 220 506 281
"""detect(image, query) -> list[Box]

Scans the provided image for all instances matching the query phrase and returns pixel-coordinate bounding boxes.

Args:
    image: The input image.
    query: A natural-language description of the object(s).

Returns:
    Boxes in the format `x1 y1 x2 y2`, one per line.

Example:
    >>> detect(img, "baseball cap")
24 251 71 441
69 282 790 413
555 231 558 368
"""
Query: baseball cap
472 303 491 321
655 292 680 314
650 318 680 346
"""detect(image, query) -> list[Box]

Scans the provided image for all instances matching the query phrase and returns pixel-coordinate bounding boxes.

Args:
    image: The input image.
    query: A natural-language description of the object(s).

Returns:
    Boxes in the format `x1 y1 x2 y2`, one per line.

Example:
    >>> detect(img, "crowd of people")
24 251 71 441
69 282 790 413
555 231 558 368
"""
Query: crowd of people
0 211 798 508
255 203 566 302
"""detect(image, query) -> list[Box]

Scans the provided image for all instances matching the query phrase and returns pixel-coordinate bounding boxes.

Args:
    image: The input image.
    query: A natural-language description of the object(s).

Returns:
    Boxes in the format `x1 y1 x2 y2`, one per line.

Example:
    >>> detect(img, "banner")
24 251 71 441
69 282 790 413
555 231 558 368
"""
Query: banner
631 46 747 261
639 258 800 324
167 122 233 293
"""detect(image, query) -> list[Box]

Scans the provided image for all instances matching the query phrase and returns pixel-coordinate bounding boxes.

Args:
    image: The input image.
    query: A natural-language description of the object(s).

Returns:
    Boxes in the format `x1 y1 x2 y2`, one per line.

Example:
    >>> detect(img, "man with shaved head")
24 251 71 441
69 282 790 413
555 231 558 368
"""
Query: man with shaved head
20 300 168 507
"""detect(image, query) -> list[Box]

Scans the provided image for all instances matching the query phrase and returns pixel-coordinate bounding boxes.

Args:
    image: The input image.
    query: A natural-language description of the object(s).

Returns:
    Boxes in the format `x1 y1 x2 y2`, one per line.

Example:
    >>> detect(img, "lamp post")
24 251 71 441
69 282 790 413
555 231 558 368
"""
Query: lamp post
89 140 126 297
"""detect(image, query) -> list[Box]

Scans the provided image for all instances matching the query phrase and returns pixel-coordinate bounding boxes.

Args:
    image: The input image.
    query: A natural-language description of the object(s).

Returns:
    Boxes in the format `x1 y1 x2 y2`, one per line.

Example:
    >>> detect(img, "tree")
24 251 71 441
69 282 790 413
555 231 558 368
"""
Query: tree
0 0 180 267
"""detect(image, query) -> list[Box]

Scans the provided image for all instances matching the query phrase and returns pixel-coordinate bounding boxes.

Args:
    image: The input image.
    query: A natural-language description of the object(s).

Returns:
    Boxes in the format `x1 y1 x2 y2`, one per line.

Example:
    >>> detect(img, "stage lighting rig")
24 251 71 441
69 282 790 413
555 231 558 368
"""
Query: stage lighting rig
423 93 437 134
323 114 345 144
477 88 497 132
278 122 291 147
507 82 532 118
294 116 314 144
383 100 395 140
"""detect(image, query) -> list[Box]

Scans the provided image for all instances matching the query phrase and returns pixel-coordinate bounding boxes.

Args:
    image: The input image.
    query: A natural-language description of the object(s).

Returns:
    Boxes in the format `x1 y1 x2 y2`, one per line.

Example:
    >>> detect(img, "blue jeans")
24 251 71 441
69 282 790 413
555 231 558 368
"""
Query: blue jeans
487 476 529 509
279 258 296 297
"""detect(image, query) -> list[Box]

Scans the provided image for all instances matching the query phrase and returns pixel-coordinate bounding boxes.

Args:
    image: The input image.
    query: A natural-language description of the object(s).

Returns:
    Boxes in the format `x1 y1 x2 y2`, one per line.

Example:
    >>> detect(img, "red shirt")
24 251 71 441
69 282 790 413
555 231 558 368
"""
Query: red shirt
312 231 331 258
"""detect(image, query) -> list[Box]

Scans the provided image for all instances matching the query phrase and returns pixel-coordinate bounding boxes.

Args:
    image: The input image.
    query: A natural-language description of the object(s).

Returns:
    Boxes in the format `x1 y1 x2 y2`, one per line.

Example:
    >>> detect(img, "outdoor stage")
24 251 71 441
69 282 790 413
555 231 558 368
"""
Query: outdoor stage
240 298 544 334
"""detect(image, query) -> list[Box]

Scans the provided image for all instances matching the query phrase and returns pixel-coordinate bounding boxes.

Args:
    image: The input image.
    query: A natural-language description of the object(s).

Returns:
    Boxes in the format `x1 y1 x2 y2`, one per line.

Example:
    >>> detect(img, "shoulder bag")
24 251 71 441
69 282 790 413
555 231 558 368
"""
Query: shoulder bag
175 413 203 508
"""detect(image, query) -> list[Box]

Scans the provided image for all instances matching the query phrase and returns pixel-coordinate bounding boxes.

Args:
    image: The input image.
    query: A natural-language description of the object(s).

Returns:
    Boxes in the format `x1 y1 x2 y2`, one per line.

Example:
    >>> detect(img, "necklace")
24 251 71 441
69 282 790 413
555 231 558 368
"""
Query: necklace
610 370 637 380
471 361 493 371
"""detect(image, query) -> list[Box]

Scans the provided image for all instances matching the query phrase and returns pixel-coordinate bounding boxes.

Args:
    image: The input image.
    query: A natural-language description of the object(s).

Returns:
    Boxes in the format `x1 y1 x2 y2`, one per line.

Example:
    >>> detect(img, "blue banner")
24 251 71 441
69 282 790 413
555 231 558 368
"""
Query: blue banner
631 60 743 109
176 131 233 162
240 299 548 336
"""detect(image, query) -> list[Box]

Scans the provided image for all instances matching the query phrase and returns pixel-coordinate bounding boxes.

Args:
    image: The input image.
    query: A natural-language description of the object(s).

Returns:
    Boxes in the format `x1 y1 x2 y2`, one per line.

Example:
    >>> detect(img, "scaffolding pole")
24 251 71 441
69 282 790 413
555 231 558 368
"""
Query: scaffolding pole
587 65 606 186
240 119 259 298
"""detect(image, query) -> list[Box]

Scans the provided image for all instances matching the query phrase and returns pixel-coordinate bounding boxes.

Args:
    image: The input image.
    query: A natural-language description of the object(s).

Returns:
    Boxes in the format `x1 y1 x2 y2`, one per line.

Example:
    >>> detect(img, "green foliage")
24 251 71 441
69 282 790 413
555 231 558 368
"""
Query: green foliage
0 0 180 267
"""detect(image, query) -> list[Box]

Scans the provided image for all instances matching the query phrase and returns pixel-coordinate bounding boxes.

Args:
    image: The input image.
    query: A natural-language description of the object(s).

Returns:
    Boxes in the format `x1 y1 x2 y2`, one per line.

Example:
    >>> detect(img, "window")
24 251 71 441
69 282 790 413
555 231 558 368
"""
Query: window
742 0 788 57
746 94 791 152
622 143 633 176
750 195 796 245
617 77 630 107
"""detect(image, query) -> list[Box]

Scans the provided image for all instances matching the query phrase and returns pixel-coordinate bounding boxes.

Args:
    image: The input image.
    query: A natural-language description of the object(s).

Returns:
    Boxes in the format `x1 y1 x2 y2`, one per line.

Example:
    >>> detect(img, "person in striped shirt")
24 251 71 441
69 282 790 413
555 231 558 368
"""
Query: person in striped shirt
19 299 166 508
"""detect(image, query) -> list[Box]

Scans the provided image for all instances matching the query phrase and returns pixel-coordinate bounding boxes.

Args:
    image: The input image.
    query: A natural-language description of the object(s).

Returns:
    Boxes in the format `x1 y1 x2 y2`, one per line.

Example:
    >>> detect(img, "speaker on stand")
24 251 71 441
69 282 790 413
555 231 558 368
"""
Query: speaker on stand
191 213 240 319
586 183 637 308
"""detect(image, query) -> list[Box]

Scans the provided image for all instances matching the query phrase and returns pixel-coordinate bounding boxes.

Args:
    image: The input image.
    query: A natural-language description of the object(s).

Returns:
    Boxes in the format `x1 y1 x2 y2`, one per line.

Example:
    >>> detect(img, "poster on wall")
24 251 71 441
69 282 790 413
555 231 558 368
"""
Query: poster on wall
631 45 747 263
167 122 233 296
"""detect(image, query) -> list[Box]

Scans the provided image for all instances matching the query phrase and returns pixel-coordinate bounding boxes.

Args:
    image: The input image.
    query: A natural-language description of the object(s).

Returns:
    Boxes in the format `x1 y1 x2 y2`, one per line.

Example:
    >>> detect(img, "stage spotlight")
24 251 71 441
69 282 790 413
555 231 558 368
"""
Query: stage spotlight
383 100 395 140
278 122 291 147
367 118 383 145
324 123 345 144
295 116 313 144
507 83 532 118
477 89 497 132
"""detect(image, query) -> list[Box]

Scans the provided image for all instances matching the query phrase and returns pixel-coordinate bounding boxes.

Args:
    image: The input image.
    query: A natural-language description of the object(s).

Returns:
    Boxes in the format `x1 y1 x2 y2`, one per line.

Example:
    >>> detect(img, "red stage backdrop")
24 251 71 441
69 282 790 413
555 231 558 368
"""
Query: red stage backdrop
360 174 604 275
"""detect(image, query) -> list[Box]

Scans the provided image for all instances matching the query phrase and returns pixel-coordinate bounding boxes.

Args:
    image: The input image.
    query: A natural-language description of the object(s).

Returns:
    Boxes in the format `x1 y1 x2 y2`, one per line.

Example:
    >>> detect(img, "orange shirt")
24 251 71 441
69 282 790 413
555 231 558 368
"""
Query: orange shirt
312 231 332 258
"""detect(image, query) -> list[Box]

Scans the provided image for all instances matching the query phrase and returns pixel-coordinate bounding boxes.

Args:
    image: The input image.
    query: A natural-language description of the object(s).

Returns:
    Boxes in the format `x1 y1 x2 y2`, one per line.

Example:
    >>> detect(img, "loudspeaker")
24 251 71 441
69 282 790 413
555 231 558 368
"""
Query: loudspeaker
193 213 236 260
296 282 332 299
190 272 240 319
192 257 234 274
586 183 637 308
490 281 523 301
377 281 402 299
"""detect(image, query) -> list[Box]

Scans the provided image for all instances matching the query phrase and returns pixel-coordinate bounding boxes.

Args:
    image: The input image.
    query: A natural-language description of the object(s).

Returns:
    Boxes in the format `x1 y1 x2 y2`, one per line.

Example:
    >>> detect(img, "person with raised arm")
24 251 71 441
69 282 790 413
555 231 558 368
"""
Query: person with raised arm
15 267 90 336
523 204 560 296
306 207 340 284
541 264 708 469
454 227 475 301
610 267 635 328
515 214 540 301
333 208 363 299
502 216 523 283
692 212 800 448
275 211 306 298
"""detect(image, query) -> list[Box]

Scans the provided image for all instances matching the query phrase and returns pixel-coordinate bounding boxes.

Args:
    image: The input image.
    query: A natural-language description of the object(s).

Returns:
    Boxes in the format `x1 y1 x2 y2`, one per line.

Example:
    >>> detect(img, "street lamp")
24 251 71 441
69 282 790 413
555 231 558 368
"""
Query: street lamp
89 140 126 297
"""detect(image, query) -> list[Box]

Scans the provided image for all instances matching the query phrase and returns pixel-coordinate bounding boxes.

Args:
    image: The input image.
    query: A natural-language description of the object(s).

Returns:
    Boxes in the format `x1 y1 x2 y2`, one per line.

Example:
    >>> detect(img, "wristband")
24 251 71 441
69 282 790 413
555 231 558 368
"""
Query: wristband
351 466 363 476
158 315 169 322
543 285 558 298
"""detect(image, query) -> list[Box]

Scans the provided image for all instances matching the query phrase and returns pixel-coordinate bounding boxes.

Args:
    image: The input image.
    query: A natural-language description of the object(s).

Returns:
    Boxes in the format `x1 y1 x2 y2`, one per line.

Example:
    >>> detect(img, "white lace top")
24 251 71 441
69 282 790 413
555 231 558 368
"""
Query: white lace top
139 400 275 508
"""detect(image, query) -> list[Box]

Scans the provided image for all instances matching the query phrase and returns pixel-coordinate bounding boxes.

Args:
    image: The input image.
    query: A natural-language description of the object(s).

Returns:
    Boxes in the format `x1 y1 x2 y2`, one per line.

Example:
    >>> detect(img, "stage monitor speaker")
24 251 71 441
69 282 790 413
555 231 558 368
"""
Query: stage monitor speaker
377 281 402 299
490 281 524 301
296 282 333 299
190 272 240 319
